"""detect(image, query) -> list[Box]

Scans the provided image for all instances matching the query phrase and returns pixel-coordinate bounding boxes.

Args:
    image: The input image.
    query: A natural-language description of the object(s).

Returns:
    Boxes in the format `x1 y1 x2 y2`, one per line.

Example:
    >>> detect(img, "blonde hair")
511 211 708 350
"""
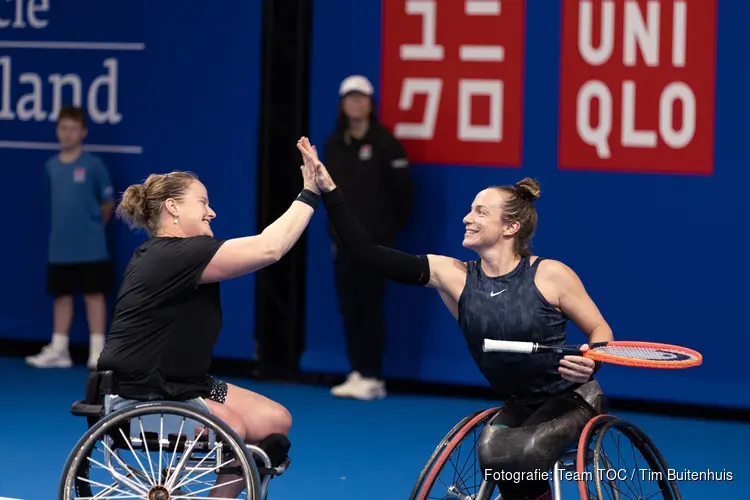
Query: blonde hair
117 171 199 233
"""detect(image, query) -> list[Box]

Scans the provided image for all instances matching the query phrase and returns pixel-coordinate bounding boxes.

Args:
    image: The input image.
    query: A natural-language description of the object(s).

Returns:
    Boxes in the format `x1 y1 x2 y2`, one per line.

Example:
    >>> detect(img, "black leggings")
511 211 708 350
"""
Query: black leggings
478 380 603 500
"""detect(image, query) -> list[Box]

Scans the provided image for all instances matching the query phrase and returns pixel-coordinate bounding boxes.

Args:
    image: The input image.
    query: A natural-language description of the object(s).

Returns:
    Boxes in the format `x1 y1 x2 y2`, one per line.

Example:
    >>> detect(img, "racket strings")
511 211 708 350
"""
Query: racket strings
592 345 700 362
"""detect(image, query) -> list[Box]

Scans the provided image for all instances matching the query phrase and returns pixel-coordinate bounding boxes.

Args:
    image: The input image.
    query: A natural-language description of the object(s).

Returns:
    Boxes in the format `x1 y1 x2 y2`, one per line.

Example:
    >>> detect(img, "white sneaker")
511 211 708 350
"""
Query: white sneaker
331 372 387 400
331 371 363 398
25 345 73 368
348 378 387 401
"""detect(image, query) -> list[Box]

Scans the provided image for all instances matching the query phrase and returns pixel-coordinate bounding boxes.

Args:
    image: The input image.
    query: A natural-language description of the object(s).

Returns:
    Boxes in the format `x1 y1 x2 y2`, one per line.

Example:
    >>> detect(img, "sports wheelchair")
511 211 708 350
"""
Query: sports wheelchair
408 407 681 500
59 371 291 499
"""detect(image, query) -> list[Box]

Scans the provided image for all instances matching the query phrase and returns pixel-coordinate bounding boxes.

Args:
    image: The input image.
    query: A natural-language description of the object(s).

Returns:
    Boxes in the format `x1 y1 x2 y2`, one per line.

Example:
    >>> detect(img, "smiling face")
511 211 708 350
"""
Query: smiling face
165 180 216 237
461 188 520 251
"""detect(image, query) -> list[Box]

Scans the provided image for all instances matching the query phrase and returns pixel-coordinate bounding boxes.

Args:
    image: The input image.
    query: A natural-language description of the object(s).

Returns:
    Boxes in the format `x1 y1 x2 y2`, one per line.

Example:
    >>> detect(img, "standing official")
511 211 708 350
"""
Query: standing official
323 75 415 400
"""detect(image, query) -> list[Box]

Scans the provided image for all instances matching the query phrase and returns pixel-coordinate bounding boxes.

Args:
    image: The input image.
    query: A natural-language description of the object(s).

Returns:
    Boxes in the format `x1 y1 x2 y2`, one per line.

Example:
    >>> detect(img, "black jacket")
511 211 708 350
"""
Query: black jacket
324 123 414 246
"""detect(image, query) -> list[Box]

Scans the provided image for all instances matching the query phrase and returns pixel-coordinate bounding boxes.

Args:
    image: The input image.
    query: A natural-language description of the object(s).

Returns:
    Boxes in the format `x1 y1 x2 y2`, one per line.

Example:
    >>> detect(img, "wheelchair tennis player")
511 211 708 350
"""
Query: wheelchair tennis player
95 140 322 497
298 137 612 500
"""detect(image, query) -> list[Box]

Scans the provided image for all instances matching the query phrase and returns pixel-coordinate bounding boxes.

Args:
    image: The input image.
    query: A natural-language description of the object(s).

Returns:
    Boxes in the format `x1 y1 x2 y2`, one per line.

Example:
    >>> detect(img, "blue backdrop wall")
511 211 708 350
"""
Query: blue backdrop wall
0 0 261 360
302 0 750 409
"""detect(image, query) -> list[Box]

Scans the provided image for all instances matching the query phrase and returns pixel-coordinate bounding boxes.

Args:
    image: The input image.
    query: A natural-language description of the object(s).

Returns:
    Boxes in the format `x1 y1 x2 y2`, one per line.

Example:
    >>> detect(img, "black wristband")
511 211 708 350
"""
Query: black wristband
296 189 320 210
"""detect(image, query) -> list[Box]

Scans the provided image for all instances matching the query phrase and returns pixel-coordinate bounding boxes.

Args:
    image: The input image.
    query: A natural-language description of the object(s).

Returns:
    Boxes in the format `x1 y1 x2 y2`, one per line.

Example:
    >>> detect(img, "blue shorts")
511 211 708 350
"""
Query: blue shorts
108 395 212 414
108 377 229 413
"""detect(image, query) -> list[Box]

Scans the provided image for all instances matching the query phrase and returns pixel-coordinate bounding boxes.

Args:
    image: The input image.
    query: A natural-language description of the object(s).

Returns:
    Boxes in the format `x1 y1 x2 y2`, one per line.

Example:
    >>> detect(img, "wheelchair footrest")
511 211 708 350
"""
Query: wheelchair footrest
70 400 104 418
257 433 290 466
257 457 291 477
253 433 291 476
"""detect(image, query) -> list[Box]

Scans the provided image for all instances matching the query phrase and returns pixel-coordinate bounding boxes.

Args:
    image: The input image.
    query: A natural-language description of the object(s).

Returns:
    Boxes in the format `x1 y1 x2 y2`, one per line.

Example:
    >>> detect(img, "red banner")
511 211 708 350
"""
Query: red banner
559 0 717 175
381 0 525 167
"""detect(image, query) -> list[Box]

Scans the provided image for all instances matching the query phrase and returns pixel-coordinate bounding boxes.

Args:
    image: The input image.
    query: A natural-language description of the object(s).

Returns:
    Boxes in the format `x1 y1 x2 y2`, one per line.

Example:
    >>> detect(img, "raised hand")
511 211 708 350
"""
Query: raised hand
297 137 320 194
297 137 336 193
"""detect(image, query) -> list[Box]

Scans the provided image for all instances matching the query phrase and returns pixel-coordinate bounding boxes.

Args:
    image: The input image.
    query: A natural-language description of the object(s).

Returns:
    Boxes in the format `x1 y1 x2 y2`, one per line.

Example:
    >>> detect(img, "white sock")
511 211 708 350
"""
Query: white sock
51 333 69 352
89 333 105 355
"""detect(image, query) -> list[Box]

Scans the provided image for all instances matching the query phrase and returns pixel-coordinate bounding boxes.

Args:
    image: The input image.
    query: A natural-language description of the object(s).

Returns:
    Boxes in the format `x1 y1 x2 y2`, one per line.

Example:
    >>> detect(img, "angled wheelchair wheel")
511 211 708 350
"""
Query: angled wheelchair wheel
59 401 263 500
409 408 500 500
576 414 681 500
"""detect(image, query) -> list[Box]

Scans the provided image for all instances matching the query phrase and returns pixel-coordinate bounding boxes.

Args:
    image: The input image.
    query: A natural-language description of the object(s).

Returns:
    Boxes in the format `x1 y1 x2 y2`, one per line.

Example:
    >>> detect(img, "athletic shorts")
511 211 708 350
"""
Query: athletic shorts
46 260 114 297
108 378 229 412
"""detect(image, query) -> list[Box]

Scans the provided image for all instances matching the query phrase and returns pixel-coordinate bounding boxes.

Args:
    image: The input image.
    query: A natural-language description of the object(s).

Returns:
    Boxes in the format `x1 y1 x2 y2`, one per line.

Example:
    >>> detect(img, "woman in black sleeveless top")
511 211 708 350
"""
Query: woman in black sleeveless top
298 138 613 500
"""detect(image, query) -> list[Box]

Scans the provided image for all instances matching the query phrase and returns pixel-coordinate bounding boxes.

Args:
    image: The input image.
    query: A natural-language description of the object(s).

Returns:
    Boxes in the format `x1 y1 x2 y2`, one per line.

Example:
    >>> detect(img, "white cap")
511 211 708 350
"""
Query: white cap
339 75 374 97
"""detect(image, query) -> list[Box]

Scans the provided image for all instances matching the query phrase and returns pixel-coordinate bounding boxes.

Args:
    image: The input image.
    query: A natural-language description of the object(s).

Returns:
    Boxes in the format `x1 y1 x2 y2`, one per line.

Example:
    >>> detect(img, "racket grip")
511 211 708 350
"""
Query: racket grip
482 339 536 353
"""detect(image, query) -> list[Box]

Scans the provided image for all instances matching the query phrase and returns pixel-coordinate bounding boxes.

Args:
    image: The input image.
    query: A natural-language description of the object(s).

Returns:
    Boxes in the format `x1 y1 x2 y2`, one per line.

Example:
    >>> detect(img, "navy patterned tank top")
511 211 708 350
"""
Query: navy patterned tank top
457 256 576 401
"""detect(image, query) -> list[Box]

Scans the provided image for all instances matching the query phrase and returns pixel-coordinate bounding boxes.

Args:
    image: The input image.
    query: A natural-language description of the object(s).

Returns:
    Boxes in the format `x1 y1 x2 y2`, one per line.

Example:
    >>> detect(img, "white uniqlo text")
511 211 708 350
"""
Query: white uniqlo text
576 0 693 158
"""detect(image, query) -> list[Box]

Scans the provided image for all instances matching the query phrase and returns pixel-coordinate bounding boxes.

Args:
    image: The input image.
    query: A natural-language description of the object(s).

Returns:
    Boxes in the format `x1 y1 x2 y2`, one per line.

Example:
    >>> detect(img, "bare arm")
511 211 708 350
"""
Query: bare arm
200 139 321 283
539 260 614 343
539 259 612 382
200 199 314 283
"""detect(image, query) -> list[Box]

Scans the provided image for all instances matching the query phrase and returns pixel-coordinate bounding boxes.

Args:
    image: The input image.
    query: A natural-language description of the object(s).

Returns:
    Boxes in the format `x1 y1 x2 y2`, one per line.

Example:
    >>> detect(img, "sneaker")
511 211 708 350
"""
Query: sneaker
330 371 362 398
25 345 73 368
348 377 387 401
331 372 387 401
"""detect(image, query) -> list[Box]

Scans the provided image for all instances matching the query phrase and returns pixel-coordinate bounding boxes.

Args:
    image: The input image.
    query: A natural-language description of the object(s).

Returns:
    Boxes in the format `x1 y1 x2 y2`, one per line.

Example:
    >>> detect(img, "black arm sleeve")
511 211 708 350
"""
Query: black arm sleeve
322 188 430 286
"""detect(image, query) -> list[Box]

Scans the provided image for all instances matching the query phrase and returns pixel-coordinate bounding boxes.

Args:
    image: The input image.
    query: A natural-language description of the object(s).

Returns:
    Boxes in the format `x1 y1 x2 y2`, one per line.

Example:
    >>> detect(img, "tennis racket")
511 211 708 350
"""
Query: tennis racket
482 339 702 369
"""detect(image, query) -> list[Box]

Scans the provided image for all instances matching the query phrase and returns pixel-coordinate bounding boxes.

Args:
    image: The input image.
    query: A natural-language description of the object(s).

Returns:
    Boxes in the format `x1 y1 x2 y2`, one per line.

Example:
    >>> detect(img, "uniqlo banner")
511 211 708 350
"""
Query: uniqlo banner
559 0 717 175
380 0 525 167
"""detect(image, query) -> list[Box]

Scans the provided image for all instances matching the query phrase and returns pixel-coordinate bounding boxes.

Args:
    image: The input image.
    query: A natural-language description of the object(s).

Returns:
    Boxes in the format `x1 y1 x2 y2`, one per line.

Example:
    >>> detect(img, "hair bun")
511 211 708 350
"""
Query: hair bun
515 177 540 201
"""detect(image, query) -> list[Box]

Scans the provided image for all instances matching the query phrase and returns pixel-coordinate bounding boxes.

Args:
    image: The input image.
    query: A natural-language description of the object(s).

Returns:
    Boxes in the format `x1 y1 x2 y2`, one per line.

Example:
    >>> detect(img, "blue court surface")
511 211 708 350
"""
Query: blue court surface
0 356 746 499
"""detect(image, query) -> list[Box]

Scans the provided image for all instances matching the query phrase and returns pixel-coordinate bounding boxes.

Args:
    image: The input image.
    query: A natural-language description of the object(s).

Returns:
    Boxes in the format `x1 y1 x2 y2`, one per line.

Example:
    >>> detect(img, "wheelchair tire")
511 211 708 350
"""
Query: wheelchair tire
576 414 681 500
59 401 263 500
408 407 499 500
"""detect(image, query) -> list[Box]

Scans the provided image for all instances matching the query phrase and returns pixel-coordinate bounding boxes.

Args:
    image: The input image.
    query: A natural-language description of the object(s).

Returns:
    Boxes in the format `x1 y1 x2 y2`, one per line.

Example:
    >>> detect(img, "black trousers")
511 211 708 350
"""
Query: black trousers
333 255 387 379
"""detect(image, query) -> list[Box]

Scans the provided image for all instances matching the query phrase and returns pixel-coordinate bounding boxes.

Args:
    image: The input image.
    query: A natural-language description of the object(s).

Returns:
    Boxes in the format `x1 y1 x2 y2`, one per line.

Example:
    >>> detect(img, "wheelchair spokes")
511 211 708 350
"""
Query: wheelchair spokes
577 415 680 500
428 423 482 499
62 404 262 500
412 409 500 500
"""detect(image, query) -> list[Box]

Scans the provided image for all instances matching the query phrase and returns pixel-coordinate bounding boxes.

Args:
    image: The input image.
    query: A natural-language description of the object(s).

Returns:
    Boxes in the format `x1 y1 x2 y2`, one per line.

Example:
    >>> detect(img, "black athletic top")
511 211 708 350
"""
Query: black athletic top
97 235 226 401
458 256 578 401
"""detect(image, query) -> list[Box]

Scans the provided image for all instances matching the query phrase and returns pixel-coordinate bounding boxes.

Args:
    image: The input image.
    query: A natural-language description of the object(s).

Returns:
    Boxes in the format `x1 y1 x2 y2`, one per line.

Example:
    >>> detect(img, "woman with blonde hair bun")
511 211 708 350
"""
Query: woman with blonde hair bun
96 138 320 497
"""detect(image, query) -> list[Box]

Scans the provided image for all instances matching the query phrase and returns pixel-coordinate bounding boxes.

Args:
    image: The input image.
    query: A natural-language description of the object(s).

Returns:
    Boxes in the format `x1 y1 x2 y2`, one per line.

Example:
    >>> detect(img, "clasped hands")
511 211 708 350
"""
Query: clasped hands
559 344 596 383
297 137 336 195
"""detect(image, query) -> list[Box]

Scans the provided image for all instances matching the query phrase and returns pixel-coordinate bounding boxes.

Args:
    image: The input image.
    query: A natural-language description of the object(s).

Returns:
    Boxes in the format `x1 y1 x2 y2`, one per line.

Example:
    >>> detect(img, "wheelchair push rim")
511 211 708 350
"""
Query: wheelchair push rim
576 414 681 500
410 407 500 500
59 401 263 500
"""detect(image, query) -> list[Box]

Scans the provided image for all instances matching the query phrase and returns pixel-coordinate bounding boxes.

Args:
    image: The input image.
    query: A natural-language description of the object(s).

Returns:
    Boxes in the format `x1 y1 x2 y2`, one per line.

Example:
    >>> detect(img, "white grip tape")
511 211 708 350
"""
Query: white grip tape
482 339 535 353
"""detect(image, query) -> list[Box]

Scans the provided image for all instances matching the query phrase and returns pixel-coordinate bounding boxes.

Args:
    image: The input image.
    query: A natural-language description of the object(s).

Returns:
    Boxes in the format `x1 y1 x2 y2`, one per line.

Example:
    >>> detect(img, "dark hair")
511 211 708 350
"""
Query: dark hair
490 178 541 257
57 106 87 129
117 171 199 234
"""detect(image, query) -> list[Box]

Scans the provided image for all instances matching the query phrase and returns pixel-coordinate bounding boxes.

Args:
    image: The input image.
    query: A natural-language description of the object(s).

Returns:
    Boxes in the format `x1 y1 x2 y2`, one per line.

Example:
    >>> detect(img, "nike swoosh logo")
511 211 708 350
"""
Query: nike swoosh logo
490 290 507 297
